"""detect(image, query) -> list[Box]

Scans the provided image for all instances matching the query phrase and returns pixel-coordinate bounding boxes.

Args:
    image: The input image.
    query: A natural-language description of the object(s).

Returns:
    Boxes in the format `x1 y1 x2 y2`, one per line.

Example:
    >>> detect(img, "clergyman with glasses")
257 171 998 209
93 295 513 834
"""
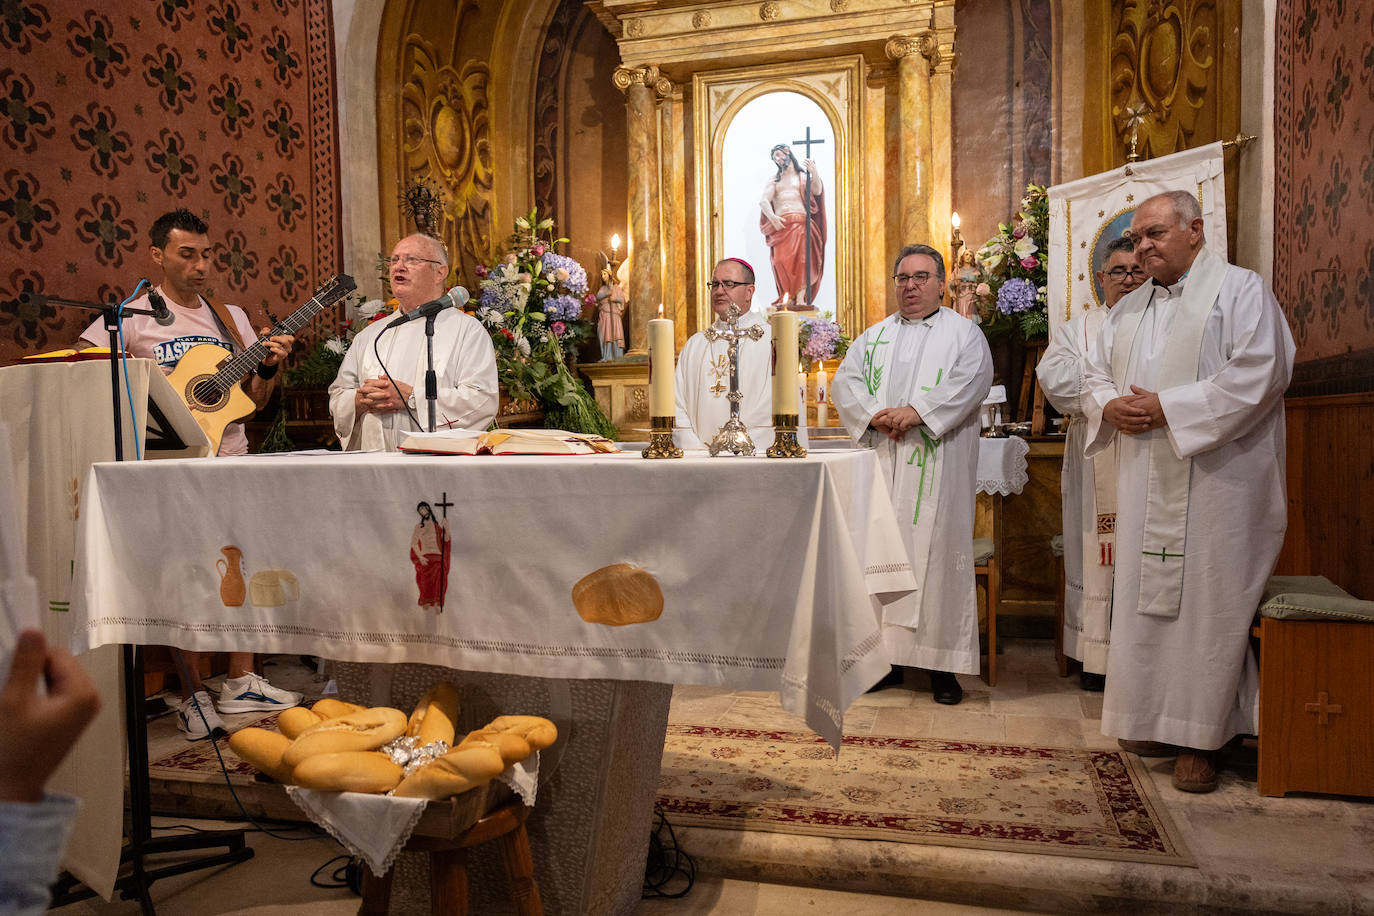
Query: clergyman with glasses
1036 236 1143 694
329 233 498 450
673 257 800 450
832 244 993 704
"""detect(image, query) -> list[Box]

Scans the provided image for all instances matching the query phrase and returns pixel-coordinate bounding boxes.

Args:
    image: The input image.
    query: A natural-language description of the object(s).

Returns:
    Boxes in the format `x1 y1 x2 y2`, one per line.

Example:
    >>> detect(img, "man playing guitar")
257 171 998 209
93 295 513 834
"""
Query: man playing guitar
74 207 303 739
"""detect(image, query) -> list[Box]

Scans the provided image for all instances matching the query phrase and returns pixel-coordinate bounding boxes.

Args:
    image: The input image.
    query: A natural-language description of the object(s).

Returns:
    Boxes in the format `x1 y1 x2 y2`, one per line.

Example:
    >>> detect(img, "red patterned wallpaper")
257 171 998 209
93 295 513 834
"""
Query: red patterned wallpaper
1274 0 1374 364
0 0 341 365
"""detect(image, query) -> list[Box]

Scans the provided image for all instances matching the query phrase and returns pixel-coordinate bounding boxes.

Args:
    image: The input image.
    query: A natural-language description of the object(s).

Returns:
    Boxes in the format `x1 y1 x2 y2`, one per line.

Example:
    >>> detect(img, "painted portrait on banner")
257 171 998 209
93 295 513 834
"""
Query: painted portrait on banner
720 92 836 314
1089 208 1136 307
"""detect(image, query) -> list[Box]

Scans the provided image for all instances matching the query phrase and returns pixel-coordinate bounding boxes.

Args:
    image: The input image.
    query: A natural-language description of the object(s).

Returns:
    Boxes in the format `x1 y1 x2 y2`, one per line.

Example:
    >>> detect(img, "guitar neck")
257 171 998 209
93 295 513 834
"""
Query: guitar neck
211 279 352 385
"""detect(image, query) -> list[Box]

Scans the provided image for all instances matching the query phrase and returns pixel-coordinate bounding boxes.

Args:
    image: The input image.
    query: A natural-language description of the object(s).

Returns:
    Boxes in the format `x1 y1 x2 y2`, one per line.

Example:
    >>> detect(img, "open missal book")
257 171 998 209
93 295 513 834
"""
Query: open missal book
398 428 620 456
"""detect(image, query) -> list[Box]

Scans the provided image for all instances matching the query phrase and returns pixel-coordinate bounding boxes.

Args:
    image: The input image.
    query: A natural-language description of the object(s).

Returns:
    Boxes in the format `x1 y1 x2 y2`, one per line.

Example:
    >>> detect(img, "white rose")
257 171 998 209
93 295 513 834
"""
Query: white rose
1013 236 1039 259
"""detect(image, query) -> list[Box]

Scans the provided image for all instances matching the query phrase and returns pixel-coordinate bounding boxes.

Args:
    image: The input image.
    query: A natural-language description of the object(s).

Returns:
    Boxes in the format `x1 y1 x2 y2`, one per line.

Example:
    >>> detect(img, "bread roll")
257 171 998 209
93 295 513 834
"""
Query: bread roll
487 715 558 752
392 740 506 800
292 751 403 793
277 706 324 740
459 729 530 766
572 563 664 626
312 698 367 719
227 727 295 783
282 706 407 767
406 682 460 746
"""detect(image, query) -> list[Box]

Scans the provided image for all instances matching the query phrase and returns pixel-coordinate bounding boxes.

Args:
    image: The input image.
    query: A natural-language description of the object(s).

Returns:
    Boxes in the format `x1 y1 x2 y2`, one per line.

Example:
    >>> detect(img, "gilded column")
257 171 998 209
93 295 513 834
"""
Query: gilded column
929 38 955 268
614 65 670 355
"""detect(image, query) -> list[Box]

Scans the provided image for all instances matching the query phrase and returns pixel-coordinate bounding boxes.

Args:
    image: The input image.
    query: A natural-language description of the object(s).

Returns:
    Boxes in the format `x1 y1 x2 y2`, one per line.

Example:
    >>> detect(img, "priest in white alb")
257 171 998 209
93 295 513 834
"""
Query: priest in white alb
1036 236 1144 691
832 244 993 705
1081 190 1294 793
674 257 788 450
329 233 499 451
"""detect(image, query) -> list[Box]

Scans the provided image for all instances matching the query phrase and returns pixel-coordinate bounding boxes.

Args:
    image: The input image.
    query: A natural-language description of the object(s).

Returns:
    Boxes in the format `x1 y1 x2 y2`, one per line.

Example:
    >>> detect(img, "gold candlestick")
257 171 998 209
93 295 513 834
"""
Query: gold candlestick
766 413 807 458
642 415 683 459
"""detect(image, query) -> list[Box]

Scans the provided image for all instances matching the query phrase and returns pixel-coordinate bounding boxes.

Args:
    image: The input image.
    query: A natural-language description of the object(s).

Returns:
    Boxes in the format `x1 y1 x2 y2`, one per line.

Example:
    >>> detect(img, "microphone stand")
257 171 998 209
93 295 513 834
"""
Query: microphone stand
43 292 252 914
424 312 439 432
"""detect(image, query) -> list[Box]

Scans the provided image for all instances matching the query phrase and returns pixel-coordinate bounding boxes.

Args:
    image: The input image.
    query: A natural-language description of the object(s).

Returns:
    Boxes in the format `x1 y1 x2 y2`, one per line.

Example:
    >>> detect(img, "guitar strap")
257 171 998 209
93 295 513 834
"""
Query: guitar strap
200 294 248 353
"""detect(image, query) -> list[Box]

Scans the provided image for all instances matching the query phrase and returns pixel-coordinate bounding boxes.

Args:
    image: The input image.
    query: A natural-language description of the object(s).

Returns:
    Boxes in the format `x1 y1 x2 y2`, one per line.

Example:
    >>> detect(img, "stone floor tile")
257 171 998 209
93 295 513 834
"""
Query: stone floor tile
923 710 1007 742
988 691 1086 719
868 707 935 738
1002 714 1085 747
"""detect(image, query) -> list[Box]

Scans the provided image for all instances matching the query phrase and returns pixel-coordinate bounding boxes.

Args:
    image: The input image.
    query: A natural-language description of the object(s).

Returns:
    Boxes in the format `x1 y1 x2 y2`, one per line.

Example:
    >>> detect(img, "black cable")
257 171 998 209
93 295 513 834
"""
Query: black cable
641 807 695 899
310 854 356 889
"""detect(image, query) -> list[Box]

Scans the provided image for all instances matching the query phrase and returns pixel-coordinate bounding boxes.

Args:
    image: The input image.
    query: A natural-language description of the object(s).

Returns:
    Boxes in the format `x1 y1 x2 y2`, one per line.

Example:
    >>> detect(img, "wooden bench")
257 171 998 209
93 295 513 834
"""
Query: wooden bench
1253 576 1374 798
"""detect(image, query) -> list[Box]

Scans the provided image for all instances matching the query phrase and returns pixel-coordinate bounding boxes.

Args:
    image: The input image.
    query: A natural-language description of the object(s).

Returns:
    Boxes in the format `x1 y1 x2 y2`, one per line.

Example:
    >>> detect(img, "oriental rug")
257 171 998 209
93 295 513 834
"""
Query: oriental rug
147 711 281 785
655 725 1194 867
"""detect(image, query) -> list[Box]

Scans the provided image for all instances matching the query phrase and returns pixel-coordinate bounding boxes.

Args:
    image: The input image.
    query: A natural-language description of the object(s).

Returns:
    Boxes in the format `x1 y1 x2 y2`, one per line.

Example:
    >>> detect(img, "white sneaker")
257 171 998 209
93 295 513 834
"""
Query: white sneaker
217 672 304 714
177 691 227 741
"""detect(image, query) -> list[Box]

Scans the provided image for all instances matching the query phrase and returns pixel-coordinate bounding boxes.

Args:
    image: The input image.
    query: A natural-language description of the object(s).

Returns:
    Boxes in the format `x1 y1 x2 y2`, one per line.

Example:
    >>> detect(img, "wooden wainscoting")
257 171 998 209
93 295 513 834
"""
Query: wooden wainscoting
1275 393 1374 599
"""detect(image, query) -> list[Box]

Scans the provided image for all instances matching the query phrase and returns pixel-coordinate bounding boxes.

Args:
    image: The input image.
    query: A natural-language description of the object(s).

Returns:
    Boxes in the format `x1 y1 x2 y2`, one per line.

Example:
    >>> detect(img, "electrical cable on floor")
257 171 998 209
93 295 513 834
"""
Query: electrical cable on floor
309 854 359 890
642 807 695 899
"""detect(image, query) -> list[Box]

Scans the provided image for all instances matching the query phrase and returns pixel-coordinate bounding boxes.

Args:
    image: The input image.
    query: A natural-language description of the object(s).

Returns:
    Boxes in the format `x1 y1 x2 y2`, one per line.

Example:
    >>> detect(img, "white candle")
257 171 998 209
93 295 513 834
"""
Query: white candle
798 370 808 425
816 368 829 427
648 305 674 417
770 310 799 414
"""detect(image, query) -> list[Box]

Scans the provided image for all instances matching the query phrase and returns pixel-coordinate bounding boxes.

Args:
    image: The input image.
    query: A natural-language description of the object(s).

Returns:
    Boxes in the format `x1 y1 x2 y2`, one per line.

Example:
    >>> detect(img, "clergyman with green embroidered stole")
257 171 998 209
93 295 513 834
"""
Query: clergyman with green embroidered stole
1081 191 1294 794
832 244 992 705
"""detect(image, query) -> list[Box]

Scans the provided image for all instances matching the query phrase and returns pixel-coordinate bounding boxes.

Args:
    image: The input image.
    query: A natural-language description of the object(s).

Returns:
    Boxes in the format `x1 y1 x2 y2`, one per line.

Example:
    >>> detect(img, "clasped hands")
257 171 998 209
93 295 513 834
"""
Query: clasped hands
871 405 923 441
1103 385 1167 435
356 375 413 415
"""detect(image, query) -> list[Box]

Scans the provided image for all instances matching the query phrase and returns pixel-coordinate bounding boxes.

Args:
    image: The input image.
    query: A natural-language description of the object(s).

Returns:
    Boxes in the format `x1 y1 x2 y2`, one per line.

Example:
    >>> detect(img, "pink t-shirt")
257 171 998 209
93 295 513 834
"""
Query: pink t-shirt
81 286 260 456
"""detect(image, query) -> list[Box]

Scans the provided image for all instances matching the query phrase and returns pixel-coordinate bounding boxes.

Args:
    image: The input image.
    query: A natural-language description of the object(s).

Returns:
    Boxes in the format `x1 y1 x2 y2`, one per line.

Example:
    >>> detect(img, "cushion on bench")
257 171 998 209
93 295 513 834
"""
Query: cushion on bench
973 538 995 565
1258 576 1374 623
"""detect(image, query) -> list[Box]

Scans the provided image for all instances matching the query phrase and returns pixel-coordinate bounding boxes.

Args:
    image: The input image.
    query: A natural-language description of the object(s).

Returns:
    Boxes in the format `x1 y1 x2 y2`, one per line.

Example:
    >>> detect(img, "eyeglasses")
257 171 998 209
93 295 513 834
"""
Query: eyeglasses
706 280 750 291
389 254 444 268
1105 267 1148 281
892 272 935 287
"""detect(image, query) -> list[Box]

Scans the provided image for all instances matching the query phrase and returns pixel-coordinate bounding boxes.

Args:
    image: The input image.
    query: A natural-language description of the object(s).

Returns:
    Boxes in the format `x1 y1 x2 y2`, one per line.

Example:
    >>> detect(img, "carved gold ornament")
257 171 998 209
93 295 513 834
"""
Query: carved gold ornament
399 36 492 274
759 2 780 22
1110 1 1217 159
692 10 712 29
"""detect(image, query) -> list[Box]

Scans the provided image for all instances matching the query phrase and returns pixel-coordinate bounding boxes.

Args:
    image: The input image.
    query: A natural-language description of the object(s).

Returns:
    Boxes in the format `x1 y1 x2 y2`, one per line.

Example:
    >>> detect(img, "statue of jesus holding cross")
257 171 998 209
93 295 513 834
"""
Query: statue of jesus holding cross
759 129 826 310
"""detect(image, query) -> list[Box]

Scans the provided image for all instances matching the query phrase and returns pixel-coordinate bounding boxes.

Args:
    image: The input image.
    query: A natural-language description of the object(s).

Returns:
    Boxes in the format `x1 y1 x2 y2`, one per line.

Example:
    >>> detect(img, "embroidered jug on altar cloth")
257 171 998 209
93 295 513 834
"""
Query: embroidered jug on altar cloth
216 545 247 607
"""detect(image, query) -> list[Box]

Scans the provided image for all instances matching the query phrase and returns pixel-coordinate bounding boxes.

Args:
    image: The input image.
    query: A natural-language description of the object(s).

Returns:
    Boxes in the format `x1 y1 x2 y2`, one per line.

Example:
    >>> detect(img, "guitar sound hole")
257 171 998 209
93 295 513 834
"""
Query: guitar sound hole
192 377 224 410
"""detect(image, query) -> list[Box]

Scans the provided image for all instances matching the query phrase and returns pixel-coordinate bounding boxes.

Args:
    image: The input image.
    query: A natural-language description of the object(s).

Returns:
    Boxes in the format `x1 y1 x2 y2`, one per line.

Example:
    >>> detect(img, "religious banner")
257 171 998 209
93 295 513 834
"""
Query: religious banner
1046 144 1227 336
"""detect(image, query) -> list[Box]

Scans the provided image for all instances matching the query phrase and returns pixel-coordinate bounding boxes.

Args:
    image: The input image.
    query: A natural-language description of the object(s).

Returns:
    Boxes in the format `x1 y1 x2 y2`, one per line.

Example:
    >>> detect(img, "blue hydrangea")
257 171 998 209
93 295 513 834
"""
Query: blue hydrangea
996 277 1038 314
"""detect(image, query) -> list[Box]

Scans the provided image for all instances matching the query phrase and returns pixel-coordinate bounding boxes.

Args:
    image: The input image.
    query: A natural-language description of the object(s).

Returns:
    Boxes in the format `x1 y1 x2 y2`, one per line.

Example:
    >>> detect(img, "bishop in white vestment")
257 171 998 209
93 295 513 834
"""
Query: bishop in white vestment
833 245 992 702
329 234 498 451
1081 192 1294 792
1037 237 1144 687
675 257 791 450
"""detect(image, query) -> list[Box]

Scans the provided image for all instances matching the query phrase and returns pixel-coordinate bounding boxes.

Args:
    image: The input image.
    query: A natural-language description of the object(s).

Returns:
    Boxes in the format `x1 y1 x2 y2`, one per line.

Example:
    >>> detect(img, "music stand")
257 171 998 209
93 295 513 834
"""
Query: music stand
43 294 253 914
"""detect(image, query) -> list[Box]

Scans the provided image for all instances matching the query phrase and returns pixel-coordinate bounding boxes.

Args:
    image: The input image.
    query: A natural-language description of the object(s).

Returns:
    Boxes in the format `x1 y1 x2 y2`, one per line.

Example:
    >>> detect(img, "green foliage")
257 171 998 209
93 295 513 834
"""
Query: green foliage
284 338 345 388
256 407 296 453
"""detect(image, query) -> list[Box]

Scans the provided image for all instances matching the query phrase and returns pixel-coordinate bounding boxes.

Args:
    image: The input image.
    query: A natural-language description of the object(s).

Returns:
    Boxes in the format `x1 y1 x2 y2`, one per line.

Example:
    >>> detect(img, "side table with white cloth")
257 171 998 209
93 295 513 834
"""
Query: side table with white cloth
70 449 916 913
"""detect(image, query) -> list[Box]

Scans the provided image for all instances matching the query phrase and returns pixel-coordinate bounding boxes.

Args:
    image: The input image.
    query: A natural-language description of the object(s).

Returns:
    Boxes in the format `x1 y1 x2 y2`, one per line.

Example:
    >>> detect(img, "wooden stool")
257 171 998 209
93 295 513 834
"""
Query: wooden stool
974 537 998 686
1051 534 1069 677
1017 341 1048 434
360 798 542 916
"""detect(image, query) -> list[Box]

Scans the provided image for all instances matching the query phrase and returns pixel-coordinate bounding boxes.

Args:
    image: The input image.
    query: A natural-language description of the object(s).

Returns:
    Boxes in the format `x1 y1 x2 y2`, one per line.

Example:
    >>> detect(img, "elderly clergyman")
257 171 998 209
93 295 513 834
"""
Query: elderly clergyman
1081 190 1295 793
832 243 992 705
330 233 498 450
1037 237 1145 692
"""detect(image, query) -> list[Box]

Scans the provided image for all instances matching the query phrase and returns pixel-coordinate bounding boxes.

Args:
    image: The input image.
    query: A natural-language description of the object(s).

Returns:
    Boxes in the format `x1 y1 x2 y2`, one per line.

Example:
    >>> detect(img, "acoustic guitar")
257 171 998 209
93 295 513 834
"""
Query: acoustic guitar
166 274 356 453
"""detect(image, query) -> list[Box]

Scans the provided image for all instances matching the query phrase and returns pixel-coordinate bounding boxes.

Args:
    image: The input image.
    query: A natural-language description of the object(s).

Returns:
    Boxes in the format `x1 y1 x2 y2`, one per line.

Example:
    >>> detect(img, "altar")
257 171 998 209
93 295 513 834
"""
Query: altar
70 448 915 912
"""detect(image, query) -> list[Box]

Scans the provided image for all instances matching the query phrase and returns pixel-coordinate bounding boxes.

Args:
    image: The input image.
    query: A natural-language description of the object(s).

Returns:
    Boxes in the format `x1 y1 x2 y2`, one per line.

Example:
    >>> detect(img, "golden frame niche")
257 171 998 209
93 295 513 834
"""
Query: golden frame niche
693 57 864 337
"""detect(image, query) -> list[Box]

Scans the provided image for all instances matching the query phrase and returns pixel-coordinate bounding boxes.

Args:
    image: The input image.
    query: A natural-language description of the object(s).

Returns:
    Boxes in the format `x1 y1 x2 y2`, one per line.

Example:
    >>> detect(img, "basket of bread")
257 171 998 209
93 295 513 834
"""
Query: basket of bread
227 684 557 806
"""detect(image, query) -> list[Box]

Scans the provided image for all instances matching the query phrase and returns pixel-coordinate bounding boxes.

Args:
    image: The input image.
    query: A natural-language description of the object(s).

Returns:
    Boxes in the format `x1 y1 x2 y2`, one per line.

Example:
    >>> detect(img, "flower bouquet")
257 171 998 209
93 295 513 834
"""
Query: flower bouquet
798 311 849 372
973 184 1050 340
474 208 616 438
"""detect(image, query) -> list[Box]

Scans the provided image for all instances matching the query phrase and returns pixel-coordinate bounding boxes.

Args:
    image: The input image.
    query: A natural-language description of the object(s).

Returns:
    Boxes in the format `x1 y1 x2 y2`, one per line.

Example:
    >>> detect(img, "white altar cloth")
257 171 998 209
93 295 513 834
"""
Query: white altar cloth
71 449 914 747
976 435 1031 496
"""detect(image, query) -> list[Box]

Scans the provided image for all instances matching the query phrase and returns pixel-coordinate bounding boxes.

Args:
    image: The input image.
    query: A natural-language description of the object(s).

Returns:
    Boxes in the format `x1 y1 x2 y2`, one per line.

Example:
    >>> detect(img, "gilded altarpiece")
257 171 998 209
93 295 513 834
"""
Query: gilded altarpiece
1082 0 1242 245
376 0 496 285
694 62 864 337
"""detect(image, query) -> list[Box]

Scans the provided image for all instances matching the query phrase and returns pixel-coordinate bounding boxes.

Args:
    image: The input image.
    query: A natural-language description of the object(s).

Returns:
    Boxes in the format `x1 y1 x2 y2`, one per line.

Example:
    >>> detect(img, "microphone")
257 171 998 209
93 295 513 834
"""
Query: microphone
146 285 175 326
387 286 470 327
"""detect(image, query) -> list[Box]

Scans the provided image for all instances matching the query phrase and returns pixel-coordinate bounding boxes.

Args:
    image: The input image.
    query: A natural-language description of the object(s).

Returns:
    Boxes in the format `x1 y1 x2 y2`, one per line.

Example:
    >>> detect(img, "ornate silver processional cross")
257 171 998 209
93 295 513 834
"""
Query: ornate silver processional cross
704 304 765 456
